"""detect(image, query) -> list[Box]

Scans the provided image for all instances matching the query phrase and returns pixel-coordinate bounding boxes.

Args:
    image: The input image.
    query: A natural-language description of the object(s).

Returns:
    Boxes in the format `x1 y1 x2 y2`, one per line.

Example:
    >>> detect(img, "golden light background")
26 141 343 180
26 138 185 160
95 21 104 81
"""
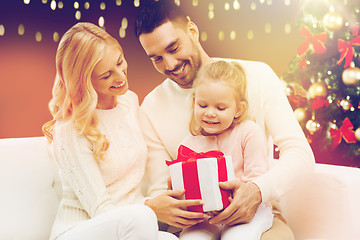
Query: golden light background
0 0 304 138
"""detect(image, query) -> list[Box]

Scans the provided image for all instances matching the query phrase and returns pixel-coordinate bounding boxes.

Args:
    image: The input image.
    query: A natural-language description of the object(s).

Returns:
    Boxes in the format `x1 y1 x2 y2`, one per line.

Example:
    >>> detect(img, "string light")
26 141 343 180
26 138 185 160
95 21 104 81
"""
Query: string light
218 31 225 41
58 1 63 9
174 0 180 6
233 0 240 10
119 28 126 38
98 16 105 27
116 0 122 6
17 24 25 35
134 0 140 7
121 18 128 29
208 3 214 20
100 2 106 10
250 2 256 10
201 31 207 42
50 0 56 10
53 32 59 42
266 0 272 5
284 23 291 34
35 32 42 42
224 3 230 11
75 10 81 20
265 23 271 33
74 2 79 9
42 0 47 4
247 30 254 40
0 25 5 36
284 0 291 6
84 2 90 10
192 0 198 7
230 30 236 40
24 0 30 4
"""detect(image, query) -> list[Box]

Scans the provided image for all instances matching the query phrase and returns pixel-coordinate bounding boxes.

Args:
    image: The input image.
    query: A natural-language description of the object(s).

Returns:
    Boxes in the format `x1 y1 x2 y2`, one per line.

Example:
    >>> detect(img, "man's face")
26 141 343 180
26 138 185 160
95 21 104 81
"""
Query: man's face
139 21 202 89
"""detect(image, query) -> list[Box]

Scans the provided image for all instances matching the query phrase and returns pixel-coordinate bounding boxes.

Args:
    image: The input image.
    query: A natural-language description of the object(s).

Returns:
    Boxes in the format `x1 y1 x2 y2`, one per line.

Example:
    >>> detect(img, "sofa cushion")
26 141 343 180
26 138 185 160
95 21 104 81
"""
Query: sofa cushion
280 163 360 240
0 137 60 240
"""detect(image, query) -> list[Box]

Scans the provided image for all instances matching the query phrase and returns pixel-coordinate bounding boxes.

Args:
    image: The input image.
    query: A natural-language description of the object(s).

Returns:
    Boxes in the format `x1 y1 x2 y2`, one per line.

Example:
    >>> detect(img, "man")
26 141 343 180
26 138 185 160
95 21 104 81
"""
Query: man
135 0 315 239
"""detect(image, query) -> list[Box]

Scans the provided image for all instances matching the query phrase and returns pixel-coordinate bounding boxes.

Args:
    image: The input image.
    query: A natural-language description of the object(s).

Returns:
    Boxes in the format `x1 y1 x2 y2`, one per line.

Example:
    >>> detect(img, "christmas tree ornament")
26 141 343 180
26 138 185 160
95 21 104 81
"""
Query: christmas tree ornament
355 128 360 141
308 81 328 99
342 62 360 86
323 8 344 31
337 36 360 68
340 99 351 111
294 108 307 123
297 26 327 56
329 118 357 149
306 118 321 134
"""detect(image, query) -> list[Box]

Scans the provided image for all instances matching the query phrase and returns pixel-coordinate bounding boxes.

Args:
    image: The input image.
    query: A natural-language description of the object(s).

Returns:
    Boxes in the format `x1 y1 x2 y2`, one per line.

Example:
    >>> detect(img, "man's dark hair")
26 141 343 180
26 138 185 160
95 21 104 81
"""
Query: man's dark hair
135 0 188 38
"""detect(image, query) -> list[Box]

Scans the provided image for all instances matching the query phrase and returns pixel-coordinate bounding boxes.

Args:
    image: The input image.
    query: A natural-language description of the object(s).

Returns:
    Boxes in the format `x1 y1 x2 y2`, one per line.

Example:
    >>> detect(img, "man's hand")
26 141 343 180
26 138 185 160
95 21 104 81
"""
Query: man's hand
208 179 262 226
145 189 208 228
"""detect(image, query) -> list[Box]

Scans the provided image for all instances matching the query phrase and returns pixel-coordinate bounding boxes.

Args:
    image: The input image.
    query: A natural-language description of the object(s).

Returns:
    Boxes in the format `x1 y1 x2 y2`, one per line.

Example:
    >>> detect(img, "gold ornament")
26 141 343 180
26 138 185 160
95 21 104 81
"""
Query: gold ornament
342 66 360 86
308 81 328 99
323 9 344 31
340 99 351 111
355 128 360 141
306 119 321 134
294 108 307 123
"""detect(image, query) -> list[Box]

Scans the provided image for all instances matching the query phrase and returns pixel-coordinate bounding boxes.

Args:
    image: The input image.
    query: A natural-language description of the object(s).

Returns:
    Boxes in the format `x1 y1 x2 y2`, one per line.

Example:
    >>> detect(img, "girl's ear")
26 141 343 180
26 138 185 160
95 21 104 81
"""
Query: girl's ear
235 102 246 118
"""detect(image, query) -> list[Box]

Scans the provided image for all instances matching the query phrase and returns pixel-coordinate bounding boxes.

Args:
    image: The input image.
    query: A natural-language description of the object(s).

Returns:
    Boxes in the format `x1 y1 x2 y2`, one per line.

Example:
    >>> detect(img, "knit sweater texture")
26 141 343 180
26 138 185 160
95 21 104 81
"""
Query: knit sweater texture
49 91 152 239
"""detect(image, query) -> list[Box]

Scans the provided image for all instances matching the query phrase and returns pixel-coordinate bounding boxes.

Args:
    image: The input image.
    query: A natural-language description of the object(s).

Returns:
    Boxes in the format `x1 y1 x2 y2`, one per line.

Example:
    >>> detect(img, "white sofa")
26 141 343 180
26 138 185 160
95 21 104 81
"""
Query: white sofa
1 137 359 240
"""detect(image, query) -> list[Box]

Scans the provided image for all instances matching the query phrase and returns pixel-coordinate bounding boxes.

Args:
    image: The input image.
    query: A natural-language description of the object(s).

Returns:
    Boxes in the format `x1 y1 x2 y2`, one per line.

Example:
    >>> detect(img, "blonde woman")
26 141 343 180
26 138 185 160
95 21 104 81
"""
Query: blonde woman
180 61 273 240
43 22 178 240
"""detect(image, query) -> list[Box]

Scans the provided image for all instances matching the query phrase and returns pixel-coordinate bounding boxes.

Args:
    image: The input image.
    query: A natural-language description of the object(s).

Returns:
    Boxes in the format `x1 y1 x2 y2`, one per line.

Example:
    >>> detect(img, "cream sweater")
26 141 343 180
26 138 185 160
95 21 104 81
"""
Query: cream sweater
140 58 315 204
49 91 158 240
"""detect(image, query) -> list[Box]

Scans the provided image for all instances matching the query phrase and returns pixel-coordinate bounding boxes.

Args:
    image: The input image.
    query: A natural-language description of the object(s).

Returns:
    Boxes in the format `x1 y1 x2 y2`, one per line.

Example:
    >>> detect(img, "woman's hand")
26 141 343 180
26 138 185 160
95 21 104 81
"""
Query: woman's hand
208 179 262 226
145 189 208 228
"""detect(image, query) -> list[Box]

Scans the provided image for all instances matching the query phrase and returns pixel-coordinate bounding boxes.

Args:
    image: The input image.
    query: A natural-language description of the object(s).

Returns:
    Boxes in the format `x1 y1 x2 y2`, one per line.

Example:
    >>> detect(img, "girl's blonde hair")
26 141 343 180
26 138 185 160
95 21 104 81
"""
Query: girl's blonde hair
42 22 121 161
189 61 249 136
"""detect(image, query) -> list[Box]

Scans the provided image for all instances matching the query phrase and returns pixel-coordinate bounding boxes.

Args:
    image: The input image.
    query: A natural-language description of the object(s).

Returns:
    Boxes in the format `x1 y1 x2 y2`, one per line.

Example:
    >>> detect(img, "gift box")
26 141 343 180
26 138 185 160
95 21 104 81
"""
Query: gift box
166 145 235 212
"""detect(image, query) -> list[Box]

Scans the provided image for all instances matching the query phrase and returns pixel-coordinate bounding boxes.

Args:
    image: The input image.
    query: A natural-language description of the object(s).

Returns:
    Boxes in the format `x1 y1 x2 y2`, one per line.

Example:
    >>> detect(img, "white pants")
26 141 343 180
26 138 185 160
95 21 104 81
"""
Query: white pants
58 204 179 240
180 204 273 240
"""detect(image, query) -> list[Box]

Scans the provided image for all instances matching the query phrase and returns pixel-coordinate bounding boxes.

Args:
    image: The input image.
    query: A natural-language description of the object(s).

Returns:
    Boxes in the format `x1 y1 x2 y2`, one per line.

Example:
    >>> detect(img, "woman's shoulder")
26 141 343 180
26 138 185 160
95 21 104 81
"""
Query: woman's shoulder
116 90 139 108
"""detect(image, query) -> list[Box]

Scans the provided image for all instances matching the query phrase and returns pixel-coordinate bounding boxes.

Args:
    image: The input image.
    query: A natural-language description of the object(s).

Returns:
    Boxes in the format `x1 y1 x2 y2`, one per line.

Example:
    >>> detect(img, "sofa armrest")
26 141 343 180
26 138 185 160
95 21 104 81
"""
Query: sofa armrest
279 162 360 240
0 137 60 240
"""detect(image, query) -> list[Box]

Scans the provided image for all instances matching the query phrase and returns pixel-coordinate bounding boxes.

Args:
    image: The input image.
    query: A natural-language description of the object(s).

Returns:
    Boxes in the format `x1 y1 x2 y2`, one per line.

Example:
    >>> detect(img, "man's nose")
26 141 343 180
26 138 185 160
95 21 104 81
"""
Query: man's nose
163 55 177 71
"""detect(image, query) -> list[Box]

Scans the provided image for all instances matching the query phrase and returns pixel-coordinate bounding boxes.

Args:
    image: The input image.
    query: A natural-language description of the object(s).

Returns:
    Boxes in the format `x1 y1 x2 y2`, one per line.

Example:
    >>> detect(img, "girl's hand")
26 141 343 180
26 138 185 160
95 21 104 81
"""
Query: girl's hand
145 189 208 228
208 180 262 226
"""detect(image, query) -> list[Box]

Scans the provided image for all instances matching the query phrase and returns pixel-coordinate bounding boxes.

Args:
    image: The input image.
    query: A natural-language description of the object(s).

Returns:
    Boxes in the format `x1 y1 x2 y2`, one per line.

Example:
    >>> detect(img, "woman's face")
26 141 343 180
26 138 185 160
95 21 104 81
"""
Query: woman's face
91 45 128 109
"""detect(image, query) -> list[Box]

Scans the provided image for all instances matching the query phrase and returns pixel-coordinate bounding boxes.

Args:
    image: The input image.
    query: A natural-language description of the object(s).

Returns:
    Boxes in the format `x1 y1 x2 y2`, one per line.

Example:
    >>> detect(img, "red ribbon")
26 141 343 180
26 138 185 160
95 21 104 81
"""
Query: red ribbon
311 97 329 110
297 26 327 56
337 36 360 68
329 118 357 149
167 145 231 212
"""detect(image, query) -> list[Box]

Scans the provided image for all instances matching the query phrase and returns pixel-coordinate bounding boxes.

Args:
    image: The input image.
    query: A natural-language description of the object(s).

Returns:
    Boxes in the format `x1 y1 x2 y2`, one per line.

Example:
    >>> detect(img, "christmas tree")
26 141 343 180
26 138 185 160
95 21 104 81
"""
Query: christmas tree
282 0 360 167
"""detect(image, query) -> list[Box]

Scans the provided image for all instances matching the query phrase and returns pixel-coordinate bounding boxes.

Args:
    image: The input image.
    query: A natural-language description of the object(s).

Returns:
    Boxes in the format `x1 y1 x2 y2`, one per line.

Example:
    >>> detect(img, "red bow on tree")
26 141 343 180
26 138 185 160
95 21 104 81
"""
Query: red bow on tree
329 118 357 149
337 36 360 68
297 26 327 56
311 97 329 110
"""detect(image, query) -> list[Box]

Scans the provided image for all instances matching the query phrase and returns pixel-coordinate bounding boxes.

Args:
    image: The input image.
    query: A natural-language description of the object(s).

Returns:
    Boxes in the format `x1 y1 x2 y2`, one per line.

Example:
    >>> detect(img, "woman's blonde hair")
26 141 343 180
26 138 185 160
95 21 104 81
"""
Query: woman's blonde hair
42 22 121 161
189 61 249 136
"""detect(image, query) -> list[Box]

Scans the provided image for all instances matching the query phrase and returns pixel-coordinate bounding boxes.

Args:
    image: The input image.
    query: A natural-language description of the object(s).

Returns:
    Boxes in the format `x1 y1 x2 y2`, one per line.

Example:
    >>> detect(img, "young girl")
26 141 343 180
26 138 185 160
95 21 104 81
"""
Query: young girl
42 22 178 240
179 61 273 240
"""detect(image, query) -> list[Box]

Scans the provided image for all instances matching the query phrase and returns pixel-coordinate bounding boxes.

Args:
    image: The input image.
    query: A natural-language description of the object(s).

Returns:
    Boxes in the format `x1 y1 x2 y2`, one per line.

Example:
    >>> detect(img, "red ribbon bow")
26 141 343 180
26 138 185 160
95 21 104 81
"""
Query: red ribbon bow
167 145 224 166
297 26 327 56
337 36 360 68
329 118 357 149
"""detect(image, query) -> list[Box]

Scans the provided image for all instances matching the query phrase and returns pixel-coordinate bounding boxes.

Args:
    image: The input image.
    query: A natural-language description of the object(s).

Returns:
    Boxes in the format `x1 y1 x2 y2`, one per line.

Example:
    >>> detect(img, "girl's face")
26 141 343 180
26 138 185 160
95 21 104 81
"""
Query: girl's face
91 45 128 109
194 80 241 135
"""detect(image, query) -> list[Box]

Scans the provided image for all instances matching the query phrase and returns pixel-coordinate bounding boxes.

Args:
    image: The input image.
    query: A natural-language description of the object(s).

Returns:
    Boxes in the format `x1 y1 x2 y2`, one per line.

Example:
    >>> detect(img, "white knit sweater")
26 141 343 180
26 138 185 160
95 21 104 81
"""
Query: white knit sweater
49 91 154 240
140 58 315 204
